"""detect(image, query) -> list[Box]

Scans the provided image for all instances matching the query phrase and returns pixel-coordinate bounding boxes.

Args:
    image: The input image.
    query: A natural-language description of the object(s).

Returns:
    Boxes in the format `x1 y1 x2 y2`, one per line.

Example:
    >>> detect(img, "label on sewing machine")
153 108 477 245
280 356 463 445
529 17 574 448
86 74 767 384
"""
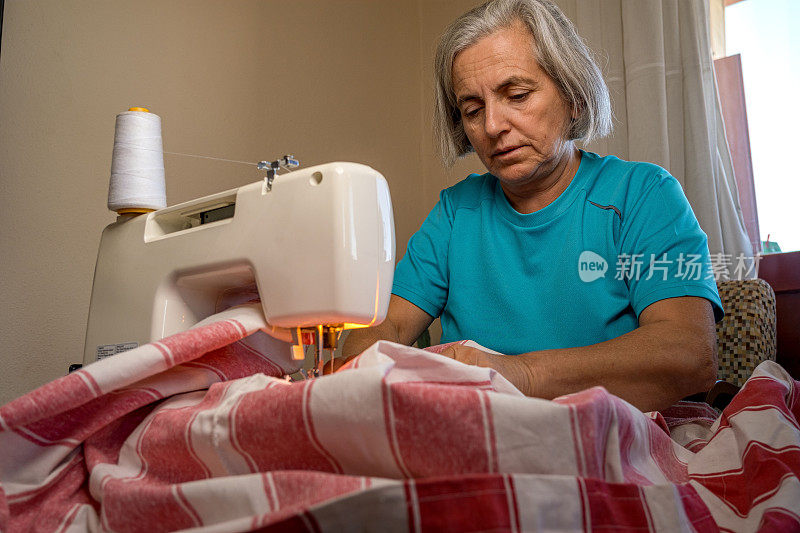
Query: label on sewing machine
96 342 139 360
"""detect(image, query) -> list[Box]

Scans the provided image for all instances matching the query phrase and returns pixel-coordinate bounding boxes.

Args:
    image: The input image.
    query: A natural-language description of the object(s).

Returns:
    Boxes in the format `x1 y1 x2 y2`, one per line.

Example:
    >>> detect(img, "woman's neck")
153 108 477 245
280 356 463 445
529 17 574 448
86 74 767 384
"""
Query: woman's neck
500 145 582 214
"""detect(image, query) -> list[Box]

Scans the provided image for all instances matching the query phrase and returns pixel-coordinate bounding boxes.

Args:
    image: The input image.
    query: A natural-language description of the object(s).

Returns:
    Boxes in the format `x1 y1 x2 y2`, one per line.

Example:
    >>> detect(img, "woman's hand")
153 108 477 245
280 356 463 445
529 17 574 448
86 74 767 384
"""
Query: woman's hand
440 344 492 366
319 356 352 375
440 344 536 396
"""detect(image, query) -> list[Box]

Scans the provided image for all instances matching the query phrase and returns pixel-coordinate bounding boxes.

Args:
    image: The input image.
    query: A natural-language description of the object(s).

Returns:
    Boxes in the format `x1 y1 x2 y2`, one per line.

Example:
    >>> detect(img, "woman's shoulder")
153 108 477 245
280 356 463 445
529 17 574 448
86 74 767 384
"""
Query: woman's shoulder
583 151 671 181
584 151 678 196
582 151 683 216
440 171 495 210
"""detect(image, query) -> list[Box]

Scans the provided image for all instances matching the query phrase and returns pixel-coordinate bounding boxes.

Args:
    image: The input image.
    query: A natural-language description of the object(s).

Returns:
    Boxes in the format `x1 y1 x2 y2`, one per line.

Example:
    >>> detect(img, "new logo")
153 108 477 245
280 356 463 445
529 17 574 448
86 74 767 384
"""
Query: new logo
578 251 607 282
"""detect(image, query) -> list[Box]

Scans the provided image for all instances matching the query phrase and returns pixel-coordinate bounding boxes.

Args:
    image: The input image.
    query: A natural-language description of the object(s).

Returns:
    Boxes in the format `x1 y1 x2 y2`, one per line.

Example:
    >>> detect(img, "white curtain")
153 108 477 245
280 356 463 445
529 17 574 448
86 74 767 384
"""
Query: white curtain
556 0 754 279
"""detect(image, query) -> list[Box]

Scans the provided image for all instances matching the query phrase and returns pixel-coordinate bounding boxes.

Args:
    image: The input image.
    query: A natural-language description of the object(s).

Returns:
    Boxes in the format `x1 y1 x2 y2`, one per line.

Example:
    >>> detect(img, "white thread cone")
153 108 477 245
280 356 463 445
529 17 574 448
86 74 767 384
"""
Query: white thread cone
108 110 167 211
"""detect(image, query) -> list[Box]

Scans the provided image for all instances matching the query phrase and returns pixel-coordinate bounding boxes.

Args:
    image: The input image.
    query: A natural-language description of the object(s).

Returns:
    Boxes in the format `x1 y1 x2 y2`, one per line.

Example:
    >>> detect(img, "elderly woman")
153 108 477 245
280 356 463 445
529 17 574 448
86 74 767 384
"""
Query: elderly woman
341 0 723 412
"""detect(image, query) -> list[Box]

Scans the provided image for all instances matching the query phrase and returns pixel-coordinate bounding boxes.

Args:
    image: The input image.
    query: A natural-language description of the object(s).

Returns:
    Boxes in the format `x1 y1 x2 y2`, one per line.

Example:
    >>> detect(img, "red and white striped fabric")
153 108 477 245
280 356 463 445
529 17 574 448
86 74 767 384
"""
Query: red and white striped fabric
1 303 799 532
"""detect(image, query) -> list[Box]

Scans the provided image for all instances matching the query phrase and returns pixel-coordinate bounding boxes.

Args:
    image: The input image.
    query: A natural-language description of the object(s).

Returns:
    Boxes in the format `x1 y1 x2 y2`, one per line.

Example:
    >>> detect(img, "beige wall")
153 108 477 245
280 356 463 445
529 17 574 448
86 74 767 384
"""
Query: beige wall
0 0 482 403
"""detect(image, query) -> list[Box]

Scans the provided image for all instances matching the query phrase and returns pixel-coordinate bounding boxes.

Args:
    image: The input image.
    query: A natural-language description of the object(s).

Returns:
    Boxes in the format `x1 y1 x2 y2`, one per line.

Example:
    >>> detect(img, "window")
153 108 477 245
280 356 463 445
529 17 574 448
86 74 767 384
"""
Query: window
725 0 800 253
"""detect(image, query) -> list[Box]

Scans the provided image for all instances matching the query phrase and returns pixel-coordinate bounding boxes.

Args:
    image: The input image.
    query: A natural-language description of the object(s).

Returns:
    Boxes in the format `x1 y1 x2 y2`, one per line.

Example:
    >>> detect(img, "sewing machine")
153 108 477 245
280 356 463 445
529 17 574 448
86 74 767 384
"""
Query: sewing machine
82 161 395 371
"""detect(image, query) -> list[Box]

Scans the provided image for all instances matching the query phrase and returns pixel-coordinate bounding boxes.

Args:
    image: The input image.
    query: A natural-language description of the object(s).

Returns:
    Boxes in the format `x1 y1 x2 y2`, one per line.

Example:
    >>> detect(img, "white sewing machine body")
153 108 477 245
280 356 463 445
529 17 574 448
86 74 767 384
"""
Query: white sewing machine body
83 162 395 365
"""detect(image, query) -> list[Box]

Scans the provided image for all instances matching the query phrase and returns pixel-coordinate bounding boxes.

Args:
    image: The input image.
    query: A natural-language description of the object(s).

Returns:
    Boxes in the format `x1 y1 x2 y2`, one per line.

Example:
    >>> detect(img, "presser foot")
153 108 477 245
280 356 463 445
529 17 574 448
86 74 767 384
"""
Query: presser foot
312 325 342 377
286 325 343 381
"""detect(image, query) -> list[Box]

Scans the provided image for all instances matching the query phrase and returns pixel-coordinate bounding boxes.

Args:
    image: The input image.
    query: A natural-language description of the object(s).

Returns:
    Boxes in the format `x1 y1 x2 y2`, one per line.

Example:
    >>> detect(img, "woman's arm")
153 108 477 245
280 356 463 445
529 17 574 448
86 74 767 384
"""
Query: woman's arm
441 296 718 412
340 294 435 362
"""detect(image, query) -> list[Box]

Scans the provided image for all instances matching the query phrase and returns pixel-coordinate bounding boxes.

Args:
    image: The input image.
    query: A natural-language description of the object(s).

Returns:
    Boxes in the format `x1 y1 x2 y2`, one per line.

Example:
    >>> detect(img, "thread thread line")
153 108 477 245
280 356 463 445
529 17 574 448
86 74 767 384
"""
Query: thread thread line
115 141 258 167
163 150 257 167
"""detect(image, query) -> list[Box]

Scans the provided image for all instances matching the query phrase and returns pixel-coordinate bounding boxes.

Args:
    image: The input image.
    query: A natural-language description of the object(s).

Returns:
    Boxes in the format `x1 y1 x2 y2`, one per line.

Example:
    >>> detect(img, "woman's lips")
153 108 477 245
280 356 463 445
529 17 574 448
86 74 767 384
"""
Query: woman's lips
493 146 523 158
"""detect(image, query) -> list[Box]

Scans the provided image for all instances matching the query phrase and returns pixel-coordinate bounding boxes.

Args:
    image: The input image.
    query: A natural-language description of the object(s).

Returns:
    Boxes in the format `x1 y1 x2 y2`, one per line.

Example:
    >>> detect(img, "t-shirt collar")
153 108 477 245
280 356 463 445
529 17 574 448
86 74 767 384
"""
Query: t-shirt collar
492 150 595 228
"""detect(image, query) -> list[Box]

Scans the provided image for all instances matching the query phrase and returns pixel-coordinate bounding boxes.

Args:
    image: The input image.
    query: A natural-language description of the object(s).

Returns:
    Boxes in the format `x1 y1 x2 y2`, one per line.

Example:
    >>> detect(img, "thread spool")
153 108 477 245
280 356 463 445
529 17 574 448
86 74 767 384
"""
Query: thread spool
108 107 167 214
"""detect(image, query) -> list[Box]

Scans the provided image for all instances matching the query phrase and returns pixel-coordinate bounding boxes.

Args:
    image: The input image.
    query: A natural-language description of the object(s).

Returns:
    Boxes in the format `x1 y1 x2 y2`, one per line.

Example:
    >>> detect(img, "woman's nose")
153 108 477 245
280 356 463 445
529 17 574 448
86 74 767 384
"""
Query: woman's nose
484 102 510 137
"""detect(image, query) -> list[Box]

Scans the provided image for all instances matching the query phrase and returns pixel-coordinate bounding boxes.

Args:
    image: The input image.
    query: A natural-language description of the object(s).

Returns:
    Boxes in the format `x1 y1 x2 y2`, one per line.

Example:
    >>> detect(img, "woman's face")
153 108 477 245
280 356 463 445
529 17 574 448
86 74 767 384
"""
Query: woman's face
452 21 574 186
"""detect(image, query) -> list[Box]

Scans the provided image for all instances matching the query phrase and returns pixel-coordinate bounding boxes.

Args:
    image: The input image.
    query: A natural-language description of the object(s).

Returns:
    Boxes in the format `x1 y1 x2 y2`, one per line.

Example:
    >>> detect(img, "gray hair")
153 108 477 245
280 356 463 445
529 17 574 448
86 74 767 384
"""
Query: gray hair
434 0 612 166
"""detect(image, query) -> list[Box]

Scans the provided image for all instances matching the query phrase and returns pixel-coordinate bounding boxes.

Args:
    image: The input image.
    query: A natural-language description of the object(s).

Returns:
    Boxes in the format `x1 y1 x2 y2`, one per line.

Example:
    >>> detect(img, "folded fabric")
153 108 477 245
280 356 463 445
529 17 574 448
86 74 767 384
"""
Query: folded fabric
1 303 798 532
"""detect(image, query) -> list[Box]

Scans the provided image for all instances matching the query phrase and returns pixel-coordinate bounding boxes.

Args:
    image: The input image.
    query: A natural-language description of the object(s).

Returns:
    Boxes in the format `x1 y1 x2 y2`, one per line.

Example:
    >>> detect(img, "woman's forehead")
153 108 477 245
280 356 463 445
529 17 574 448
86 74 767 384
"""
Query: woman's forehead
452 24 543 94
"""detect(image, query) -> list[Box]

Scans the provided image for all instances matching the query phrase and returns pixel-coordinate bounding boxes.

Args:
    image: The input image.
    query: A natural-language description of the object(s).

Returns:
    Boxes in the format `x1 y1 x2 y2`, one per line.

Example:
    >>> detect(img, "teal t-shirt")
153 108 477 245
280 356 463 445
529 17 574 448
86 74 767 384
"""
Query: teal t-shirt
392 151 724 355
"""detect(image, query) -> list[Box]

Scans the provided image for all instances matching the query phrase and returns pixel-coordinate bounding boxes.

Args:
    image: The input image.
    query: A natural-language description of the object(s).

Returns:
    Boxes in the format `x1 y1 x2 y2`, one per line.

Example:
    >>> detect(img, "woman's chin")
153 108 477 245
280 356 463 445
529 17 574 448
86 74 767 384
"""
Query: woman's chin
491 163 540 186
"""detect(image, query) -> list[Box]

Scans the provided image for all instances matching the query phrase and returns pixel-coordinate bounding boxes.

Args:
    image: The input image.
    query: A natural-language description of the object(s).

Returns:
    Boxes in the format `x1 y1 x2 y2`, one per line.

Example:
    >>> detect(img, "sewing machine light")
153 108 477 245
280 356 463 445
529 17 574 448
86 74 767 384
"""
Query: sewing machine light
287 323 365 373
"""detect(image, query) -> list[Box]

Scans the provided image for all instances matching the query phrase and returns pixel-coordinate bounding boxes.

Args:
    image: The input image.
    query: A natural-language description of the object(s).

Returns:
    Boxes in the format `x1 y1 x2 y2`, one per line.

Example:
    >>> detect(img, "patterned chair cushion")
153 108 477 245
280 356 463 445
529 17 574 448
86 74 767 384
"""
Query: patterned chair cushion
715 279 776 387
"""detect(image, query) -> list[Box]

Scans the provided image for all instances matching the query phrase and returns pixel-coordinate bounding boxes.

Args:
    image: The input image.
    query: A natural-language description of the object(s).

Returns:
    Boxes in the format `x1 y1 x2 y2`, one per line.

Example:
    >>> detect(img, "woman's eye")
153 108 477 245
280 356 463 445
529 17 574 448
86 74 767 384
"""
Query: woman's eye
509 92 529 101
463 107 481 118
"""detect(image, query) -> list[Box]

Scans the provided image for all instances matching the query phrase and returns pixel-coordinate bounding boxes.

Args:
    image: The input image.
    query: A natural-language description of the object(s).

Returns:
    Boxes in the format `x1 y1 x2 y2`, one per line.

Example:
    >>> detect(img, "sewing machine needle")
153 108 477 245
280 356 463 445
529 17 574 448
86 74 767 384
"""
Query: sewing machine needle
316 325 324 378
